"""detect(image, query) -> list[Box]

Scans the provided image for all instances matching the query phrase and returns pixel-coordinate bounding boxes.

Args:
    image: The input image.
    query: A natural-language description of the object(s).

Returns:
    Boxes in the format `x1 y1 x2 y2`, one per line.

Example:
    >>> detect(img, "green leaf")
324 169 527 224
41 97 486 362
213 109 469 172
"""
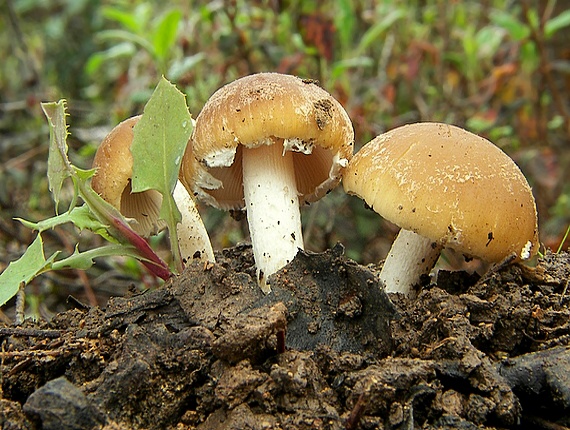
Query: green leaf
526 8 540 31
51 244 147 271
167 53 206 81
356 8 405 55
131 77 193 272
490 10 530 41
545 9 570 39
17 205 115 242
101 6 143 33
0 235 58 307
152 9 182 66
95 29 155 57
476 26 506 59
520 40 539 73
462 26 477 60
331 57 374 80
42 100 73 213
335 0 356 52
85 42 136 76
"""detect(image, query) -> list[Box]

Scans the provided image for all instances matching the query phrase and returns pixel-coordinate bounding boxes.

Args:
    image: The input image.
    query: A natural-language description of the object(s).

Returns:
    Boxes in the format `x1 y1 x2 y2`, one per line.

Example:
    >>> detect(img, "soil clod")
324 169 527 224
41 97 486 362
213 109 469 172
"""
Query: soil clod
2 247 570 429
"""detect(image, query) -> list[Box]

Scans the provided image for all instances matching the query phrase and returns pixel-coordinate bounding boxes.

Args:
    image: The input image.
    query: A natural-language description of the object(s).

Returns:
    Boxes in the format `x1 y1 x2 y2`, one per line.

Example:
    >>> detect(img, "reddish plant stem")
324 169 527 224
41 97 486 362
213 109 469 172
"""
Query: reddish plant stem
110 216 172 280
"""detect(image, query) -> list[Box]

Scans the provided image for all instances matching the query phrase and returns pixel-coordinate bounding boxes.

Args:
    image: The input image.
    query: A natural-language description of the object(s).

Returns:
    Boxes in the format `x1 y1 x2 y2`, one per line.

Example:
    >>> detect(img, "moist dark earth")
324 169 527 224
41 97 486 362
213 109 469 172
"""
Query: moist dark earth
1 244 570 429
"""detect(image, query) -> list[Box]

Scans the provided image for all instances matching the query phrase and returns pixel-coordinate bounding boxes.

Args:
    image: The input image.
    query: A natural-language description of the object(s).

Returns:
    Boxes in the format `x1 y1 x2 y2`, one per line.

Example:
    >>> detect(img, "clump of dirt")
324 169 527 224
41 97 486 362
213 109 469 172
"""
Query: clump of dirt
1 245 570 429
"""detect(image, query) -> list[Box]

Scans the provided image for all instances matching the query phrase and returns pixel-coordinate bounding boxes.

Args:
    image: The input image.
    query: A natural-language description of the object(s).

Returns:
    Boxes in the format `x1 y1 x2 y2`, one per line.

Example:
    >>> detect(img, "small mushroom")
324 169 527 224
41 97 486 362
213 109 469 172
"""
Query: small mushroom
91 116 215 263
343 122 539 296
179 72 354 292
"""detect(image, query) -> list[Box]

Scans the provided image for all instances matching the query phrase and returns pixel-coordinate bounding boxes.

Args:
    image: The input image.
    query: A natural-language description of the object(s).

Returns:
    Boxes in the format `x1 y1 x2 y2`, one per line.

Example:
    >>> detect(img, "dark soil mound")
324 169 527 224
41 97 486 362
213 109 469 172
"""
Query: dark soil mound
1 245 570 429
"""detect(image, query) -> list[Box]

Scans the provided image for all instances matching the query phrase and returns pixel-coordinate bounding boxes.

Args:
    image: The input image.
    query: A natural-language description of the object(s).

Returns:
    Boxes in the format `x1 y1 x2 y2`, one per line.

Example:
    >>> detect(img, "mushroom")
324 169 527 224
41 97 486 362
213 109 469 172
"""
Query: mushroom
343 122 539 296
179 72 354 293
91 115 215 263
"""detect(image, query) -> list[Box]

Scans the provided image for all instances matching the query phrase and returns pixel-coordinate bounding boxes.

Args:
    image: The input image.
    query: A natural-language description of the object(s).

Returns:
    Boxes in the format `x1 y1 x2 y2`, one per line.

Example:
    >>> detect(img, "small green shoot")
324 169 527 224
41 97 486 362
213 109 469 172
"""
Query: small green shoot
556 225 570 254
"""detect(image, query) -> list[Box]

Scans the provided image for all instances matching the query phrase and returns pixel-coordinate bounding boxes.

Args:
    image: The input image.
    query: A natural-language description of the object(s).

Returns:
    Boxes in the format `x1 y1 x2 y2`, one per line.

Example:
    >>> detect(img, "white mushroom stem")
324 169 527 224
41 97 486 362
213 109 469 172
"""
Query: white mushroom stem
173 180 215 264
242 142 304 294
380 229 442 296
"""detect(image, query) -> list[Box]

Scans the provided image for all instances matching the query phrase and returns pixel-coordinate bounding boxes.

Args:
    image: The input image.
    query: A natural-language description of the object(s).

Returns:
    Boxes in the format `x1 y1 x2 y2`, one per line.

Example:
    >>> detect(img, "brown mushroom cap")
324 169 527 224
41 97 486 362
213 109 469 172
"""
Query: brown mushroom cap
180 72 354 210
343 122 539 262
91 115 163 237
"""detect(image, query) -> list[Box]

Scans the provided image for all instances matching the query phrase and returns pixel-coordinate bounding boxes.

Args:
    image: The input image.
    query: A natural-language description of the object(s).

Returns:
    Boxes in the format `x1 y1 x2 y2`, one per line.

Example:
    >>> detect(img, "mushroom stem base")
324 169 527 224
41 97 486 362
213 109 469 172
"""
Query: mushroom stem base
380 229 442 296
242 143 303 293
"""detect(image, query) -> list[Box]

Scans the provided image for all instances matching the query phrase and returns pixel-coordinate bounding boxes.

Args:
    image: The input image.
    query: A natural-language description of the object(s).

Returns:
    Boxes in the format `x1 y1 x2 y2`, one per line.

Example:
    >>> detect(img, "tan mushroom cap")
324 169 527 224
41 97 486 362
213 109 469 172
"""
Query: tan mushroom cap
91 115 163 237
343 122 539 262
180 72 354 210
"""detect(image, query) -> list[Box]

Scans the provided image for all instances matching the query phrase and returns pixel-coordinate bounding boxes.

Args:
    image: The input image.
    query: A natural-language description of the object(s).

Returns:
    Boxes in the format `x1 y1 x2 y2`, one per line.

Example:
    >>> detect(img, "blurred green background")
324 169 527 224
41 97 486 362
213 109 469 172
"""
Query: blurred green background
1 0 569 318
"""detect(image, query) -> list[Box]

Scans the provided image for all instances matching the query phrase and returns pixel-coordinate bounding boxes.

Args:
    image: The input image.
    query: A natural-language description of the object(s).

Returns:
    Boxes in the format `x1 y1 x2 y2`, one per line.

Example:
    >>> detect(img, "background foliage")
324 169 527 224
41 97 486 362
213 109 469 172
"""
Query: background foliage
1 0 569 319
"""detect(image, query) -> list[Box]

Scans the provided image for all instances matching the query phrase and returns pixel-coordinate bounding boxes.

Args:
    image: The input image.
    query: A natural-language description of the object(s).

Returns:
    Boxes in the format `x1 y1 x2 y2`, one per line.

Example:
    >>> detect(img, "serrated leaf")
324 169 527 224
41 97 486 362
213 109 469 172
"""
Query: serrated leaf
51 244 147 271
42 100 73 213
131 77 193 272
17 205 115 242
0 235 59 307
131 78 192 194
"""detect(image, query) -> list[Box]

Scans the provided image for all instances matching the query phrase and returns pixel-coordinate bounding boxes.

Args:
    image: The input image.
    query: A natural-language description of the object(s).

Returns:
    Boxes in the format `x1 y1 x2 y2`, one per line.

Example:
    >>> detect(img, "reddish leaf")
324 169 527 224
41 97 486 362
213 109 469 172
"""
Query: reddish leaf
300 13 335 61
